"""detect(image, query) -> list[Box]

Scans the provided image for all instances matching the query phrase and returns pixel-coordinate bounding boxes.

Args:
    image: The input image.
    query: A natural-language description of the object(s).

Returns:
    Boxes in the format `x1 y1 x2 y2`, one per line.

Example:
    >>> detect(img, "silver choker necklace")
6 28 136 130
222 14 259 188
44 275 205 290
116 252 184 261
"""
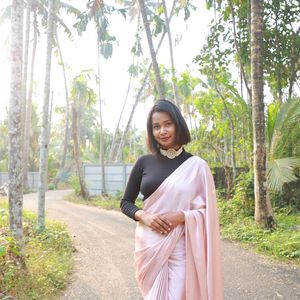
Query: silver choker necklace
159 147 183 159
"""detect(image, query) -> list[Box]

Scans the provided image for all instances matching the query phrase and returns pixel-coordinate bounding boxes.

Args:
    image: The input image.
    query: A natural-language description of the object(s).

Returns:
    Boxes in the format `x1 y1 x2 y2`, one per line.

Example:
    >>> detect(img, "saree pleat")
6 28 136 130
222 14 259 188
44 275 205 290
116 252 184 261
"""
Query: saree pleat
135 157 224 300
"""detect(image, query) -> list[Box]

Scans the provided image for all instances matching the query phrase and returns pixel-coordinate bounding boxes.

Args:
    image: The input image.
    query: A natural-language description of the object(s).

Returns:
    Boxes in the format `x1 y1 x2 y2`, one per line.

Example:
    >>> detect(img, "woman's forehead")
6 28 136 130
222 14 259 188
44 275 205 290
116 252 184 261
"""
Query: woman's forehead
152 111 172 123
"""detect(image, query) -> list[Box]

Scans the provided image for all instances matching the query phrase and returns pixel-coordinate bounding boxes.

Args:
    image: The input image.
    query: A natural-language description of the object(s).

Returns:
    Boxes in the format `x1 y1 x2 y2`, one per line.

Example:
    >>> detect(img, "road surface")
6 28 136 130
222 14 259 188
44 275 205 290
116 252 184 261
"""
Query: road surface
23 190 300 300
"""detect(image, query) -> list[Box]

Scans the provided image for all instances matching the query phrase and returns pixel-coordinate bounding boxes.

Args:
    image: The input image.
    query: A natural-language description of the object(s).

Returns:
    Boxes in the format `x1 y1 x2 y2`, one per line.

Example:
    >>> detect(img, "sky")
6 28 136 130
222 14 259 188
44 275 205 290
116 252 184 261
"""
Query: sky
0 0 213 133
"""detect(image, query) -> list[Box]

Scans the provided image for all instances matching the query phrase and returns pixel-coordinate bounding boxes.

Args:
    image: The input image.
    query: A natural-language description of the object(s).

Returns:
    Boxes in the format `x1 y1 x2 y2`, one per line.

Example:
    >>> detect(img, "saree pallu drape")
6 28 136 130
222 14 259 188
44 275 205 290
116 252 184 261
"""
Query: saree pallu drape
135 156 224 300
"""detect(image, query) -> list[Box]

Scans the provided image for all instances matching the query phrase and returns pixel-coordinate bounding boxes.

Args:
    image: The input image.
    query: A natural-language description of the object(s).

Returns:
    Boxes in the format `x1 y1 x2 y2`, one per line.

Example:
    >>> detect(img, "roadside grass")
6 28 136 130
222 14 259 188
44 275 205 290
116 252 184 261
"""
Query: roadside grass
0 197 74 300
218 199 300 264
64 192 143 210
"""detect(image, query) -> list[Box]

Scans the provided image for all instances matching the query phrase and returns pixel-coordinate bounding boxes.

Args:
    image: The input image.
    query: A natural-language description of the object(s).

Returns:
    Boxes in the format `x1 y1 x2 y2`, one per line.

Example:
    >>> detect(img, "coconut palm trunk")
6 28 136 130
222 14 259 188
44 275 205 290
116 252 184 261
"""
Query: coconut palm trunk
24 6 37 193
9 0 24 241
138 0 164 99
251 0 274 228
109 14 141 162
72 104 89 199
52 30 70 188
115 1 177 161
37 0 54 231
162 0 180 106
97 33 106 194
22 0 32 188
227 0 252 104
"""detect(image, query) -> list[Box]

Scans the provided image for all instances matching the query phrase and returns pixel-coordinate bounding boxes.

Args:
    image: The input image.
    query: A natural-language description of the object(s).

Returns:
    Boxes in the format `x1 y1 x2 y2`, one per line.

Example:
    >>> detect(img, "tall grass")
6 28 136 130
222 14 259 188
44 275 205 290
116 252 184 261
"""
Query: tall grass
0 198 74 299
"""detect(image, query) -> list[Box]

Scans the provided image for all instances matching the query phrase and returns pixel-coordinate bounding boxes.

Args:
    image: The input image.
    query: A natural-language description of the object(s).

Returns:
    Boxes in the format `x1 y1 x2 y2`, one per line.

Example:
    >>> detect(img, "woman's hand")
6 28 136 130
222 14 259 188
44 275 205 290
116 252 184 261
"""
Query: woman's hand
160 212 185 229
135 210 172 234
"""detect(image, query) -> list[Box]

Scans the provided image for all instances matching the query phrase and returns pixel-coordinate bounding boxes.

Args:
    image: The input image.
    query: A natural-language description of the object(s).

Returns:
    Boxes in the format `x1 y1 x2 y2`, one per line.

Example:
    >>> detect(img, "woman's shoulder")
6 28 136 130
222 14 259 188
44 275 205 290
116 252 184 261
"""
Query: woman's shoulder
186 154 210 169
134 154 155 166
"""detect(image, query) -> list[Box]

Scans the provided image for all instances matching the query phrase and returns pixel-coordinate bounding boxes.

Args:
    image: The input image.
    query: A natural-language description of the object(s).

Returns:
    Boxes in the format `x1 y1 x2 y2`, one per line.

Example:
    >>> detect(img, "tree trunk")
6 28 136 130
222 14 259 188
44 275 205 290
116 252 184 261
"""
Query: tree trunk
115 1 177 161
109 71 132 162
45 92 54 175
109 14 141 162
251 0 274 228
288 28 299 100
52 30 70 188
22 0 32 188
138 0 164 99
38 0 54 231
23 7 37 192
72 105 89 199
228 0 252 104
213 82 237 180
162 0 180 106
97 37 106 194
9 0 24 241
115 74 147 162
274 15 283 103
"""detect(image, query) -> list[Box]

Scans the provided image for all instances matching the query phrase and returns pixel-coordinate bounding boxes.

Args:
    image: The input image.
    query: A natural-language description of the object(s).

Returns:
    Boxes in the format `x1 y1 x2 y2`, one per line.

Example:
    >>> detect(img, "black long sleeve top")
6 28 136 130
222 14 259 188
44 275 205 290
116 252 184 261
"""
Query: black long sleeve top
120 149 193 220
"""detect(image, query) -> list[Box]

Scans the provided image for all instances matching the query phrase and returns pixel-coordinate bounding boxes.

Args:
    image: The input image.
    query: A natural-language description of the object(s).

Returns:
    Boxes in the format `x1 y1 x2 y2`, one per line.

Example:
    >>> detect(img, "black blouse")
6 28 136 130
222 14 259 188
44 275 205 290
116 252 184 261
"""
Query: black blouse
120 150 193 220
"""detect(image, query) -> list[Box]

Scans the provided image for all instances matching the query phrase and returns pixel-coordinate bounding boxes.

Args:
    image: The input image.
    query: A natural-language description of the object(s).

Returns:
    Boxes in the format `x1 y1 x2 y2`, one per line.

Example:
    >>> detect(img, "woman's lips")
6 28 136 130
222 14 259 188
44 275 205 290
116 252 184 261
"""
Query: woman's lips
160 137 170 142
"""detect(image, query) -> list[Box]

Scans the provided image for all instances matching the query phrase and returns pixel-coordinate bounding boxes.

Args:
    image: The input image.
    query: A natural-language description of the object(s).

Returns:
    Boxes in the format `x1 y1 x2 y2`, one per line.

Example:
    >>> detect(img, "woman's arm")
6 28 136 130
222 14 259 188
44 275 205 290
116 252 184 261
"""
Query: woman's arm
120 158 143 220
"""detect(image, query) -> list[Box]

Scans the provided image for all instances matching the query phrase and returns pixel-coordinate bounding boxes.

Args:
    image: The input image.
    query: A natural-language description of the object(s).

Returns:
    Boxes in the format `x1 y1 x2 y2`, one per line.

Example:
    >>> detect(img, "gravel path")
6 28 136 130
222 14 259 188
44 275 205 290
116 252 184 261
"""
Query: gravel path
23 190 300 300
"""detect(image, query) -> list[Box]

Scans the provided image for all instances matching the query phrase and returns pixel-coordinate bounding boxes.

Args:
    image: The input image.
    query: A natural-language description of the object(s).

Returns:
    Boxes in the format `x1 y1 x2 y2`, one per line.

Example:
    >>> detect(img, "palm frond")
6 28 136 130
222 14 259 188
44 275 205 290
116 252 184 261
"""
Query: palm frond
54 14 73 39
274 98 300 133
268 98 300 157
60 2 82 16
267 157 300 192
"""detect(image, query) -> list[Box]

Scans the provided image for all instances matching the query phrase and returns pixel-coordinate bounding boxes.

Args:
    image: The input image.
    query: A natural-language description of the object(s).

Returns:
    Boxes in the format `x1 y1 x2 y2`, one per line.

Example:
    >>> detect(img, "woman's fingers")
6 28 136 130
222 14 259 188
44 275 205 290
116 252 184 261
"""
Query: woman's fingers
151 215 171 234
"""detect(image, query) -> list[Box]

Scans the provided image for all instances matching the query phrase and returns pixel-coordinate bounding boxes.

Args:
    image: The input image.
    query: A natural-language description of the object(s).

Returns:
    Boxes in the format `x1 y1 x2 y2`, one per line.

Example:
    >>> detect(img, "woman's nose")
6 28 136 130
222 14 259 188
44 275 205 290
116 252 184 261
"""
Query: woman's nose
160 126 167 134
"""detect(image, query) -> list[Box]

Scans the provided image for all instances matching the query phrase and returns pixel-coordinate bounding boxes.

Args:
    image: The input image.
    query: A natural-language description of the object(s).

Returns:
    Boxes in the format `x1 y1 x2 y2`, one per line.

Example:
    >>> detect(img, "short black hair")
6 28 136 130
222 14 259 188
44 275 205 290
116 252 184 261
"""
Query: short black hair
146 99 191 155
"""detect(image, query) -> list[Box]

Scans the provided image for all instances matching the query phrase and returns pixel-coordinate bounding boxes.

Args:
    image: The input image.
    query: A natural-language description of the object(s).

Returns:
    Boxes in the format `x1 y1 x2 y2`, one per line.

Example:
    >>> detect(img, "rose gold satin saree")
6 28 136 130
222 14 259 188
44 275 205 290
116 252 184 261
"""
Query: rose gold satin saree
134 156 223 300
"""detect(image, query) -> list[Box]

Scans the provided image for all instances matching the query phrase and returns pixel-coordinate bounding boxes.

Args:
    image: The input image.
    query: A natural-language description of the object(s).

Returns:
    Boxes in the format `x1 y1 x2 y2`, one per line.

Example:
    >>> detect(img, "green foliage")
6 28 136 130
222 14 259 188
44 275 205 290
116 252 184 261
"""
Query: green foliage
231 171 255 217
266 98 300 192
68 175 81 195
218 200 300 262
204 0 300 101
269 179 300 212
151 14 165 37
0 198 73 299
74 2 119 59
48 182 56 190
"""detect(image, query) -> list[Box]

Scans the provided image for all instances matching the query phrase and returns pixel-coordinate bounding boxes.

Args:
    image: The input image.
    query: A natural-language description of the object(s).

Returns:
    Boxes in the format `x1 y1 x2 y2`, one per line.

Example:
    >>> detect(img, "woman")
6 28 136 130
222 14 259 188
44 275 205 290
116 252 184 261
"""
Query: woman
120 99 223 300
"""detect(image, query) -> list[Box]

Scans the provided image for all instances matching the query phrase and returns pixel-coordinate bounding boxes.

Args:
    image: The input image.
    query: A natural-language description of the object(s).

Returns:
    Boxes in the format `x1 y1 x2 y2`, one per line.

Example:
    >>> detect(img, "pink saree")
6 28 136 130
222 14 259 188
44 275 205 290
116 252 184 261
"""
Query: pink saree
134 156 223 300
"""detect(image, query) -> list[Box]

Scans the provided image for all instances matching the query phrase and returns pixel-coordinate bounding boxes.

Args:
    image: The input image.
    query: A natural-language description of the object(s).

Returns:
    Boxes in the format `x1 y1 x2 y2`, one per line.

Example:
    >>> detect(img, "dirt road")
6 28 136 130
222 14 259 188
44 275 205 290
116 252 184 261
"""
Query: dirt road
23 190 300 300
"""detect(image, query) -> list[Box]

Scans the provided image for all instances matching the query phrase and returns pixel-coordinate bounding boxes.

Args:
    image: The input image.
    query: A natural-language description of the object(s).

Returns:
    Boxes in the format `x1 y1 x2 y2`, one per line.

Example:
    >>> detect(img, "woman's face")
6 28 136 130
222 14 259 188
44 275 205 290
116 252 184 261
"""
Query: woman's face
152 111 178 149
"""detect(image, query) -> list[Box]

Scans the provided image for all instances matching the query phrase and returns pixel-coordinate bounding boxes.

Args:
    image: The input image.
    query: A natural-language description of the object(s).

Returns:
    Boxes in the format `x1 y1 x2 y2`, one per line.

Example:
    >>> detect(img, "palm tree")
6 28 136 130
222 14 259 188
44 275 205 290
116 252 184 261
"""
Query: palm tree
51 29 71 188
72 104 90 199
161 0 180 106
69 72 97 199
37 0 55 231
138 0 164 99
266 99 300 192
23 5 37 190
109 12 141 162
251 0 274 228
115 0 177 161
0 0 80 189
22 1 32 186
8 0 24 241
74 0 125 192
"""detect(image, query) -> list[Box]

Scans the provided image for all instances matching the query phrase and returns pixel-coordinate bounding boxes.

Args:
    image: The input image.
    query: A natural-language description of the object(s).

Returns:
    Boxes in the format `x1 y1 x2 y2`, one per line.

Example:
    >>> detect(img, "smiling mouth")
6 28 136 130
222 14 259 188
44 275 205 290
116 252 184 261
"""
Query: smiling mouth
160 137 170 142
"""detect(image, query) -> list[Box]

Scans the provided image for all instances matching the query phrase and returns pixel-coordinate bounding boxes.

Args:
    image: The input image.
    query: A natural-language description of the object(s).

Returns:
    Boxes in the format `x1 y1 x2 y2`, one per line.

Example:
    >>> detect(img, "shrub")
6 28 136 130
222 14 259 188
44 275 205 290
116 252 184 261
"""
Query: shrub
68 175 81 195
